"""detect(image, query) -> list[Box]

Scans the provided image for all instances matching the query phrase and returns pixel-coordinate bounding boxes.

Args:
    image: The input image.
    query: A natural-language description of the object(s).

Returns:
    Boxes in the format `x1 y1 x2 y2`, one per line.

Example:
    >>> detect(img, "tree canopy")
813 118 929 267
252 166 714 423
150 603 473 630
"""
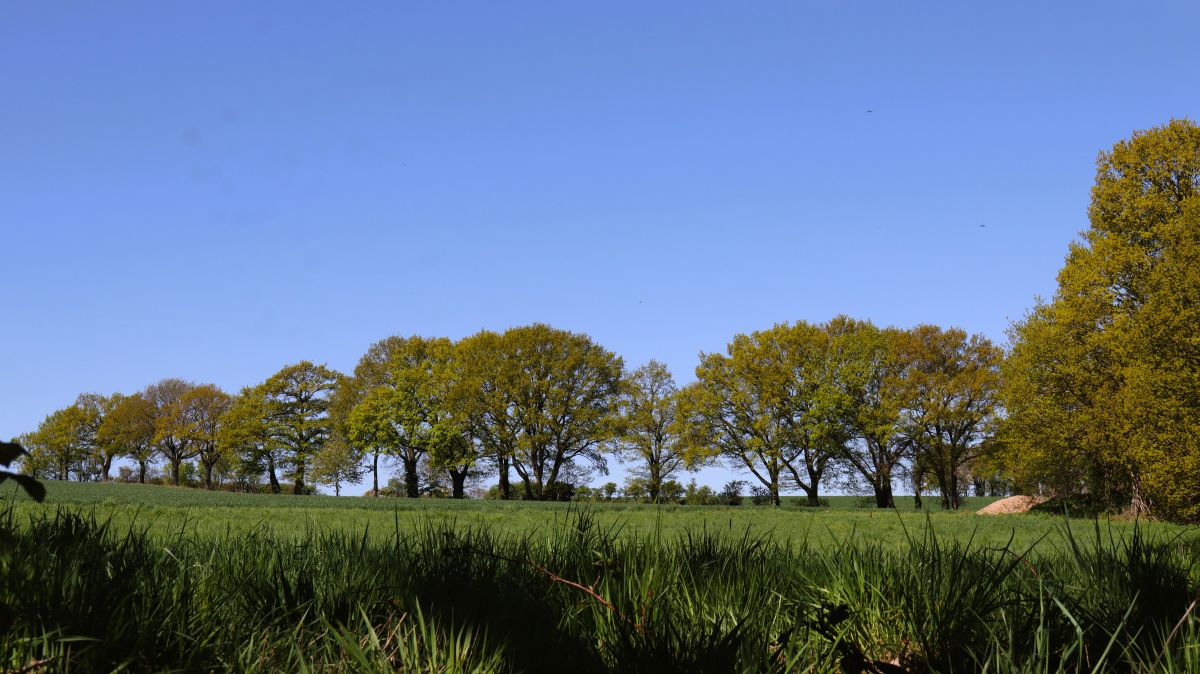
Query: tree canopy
1001 118 1200 521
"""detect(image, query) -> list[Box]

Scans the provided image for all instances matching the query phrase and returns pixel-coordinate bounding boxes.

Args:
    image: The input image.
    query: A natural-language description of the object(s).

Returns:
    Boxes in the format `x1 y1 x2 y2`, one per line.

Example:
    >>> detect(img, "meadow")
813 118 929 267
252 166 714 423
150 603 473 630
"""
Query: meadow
2 482 1198 672
5 480 1184 551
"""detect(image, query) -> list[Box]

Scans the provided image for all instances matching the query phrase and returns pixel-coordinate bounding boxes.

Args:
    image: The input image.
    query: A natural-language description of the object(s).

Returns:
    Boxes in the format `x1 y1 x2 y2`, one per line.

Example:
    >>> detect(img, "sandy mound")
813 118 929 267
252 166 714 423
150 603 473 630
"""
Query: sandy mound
976 495 1045 515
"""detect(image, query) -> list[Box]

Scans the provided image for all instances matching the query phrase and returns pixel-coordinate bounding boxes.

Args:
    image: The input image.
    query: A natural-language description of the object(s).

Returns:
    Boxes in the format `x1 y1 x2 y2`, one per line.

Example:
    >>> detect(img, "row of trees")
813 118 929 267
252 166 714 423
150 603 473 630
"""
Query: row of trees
19 320 1003 509
18 365 349 494
680 319 1003 508
16 122 1197 520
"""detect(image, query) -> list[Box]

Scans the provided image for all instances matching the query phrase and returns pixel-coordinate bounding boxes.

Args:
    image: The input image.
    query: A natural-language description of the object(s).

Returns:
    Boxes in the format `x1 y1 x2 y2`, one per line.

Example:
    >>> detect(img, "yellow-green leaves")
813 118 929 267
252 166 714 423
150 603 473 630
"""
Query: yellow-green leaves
1002 119 1200 521
615 360 683 502
677 320 846 506
454 324 624 500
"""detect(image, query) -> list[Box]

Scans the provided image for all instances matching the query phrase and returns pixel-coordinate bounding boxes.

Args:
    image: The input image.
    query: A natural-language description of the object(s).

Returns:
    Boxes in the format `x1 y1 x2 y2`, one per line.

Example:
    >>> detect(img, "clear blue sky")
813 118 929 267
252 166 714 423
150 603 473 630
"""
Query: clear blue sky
3 2 1197 493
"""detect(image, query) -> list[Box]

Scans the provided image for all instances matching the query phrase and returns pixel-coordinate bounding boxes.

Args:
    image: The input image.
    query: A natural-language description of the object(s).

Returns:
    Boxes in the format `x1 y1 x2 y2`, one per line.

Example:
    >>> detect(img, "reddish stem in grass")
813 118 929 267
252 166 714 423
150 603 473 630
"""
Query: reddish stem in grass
467 546 644 634
7 658 56 674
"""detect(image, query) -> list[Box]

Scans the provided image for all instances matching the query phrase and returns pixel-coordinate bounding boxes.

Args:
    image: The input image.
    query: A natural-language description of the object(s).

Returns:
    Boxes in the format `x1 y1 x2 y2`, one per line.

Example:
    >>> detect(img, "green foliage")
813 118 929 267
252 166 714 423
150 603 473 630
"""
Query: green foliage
97 393 156 483
262 362 342 494
455 324 624 500
615 360 685 503
27 403 96 482
1001 119 1200 521
178 384 232 489
312 435 365 497
145 378 200 486
900 325 1002 510
219 385 286 493
823 320 911 508
347 336 466 499
678 320 853 507
718 480 746 506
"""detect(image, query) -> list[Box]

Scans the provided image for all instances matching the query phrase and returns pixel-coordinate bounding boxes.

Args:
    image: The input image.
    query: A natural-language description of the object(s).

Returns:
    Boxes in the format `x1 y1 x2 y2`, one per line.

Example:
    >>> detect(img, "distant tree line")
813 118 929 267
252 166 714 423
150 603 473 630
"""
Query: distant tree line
14 120 1200 522
15 321 1005 509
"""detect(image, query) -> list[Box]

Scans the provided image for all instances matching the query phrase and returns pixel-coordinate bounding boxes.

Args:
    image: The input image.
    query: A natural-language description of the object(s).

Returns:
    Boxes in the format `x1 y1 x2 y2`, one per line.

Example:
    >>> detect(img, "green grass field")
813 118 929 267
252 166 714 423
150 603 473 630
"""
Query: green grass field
3 480 1191 553
3 481 1199 672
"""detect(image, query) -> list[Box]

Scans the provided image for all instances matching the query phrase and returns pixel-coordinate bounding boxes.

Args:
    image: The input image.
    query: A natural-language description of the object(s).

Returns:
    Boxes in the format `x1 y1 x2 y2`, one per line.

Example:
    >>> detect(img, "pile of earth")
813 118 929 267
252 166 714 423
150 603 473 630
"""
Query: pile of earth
975 495 1045 515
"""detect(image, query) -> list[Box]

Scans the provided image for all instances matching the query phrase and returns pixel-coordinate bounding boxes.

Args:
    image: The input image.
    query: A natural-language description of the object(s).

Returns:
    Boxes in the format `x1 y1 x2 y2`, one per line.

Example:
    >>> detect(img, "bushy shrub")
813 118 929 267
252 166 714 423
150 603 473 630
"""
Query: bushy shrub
543 481 576 502
658 479 685 503
719 480 745 506
683 480 717 505
749 485 773 506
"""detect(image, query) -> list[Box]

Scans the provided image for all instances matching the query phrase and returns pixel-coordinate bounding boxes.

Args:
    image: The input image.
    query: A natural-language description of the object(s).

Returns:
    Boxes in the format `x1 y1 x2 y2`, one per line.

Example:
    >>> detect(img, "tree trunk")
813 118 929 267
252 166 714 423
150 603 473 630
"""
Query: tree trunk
936 470 952 510
137 460 147 484
267 454 281 494
203 462 214 490
1129 472 1151 516
102 457 113 481
372 451 380 496
931 465 951 510
874 481 895 508
450 469 467 499
648 461 662 503
912 463 924 509
498 455 511 500
797 478 818 506
293 455 307 494
404 456 419 498
171 458 182 486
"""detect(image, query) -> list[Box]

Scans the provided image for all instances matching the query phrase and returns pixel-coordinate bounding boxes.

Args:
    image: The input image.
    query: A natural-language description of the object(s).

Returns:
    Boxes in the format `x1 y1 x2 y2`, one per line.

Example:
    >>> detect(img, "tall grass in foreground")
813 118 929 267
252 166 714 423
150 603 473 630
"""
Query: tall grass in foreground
0 507 1197 673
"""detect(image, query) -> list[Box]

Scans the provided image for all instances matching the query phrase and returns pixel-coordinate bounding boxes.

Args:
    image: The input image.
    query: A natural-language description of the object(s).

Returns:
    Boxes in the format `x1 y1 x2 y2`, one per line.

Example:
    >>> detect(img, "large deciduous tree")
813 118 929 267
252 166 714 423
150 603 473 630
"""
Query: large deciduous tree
455 325 624 501
347 336 459 498
336 336 411 496
219 385 285 493
262 362 341 494
146 378 199 486
901 326 1001 510
312 434 364 496
74 393 116 480
826 320 912 508
1002 119 1200 521
453 330 520 499
29 404 93 481
97 392 157 483
179 384 232 489
678 322 842 507
615 360 685 503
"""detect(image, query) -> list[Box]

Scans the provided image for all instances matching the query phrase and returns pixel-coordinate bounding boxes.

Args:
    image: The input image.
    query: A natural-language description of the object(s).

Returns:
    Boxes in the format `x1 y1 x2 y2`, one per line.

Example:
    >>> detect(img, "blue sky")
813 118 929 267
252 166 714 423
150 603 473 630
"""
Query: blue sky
3 1 1197 494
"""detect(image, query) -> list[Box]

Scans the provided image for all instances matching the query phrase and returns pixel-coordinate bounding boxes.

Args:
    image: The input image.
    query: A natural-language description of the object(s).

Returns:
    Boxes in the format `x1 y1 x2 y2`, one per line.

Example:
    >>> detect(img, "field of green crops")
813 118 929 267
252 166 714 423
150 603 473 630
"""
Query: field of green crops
6 480 1191 551
2 482 1199 672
